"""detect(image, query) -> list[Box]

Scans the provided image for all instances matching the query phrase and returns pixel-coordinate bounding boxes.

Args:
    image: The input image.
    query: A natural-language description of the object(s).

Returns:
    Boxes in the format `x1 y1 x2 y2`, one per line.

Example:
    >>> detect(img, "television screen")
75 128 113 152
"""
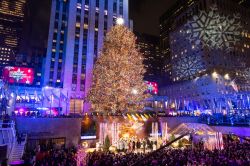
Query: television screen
145 81 158 94
2 66 34 84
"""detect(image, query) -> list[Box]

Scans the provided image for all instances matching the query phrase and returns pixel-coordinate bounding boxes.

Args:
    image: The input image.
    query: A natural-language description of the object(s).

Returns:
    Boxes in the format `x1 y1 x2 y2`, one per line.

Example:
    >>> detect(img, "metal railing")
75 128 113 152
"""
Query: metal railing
21 134 28 158
0 122 15 129
0 121 16 159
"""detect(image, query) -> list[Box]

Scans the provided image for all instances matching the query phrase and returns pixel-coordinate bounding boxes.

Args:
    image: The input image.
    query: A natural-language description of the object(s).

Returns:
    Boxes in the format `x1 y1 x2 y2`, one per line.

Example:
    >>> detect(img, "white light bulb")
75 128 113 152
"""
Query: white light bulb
116 17 124 25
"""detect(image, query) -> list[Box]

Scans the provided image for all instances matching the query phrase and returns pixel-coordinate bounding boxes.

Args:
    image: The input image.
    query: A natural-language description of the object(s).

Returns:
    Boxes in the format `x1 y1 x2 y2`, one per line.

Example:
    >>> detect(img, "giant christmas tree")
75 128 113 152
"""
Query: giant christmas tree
87 24 149 113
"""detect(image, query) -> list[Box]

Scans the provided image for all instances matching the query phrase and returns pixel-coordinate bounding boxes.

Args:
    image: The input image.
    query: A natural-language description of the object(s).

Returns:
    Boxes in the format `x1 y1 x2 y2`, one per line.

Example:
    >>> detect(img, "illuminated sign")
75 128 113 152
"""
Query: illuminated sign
145 81 158 94
2 66 34 84
80 136 97 140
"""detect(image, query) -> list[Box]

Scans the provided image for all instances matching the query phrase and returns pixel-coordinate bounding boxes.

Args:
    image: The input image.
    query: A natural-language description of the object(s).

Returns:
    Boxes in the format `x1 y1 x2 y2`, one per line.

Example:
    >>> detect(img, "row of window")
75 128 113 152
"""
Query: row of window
49 0 125 89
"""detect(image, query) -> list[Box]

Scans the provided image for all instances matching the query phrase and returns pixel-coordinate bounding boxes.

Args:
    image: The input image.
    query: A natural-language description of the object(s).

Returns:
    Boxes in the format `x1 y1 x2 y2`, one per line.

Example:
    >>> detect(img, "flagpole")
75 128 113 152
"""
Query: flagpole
74 94 76 118
66 91 68 115
50 94 52 117
59 90 61 112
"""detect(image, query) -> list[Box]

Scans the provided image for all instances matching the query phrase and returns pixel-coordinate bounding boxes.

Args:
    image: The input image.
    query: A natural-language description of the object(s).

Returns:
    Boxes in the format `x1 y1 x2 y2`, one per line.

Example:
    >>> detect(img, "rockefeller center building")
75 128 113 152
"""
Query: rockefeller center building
0 0 26 69
159 0 250 114
43 0 129 113
135 32 164 83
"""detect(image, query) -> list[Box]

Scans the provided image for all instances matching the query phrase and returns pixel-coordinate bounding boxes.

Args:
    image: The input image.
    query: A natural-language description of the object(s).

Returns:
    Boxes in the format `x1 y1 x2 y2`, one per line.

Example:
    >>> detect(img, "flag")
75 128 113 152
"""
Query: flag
247 95 250 108
34 91 39 102
174 99 177 109
25 90 30 102
213 98 217 109
227 99 233 110
52 90 60 100
43 91 50 101
60 92 68 102
229 79 238 92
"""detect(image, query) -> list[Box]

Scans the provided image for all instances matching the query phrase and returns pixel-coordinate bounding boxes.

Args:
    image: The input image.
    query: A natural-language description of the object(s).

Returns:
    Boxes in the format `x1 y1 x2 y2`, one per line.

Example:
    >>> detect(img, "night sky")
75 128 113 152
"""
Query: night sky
28 0 174 45
129 0 174 35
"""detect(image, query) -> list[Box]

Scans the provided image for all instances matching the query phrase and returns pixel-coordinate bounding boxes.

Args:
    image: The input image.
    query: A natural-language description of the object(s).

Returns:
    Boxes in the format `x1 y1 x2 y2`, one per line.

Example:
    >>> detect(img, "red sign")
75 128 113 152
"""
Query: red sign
2 66 34 84
145 81 158 94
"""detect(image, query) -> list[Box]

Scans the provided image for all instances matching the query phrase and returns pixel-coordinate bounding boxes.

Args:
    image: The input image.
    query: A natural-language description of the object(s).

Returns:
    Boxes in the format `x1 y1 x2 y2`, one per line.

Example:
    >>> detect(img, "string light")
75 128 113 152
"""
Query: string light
87 25 150 113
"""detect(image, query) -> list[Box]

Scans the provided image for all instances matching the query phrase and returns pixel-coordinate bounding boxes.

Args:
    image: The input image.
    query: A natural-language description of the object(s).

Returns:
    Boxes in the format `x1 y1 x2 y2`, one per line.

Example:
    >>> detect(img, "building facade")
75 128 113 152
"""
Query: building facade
135 32 164 83
159 0 250 114
160 0 196 84
0 0 26 69
43 0 129 114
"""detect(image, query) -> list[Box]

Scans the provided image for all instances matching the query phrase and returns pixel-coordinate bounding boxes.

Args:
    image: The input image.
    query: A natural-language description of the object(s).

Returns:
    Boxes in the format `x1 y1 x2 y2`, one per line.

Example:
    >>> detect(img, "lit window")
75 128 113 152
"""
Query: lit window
84 24 88 29
104 10 108 15
76 23 81 27
85 5 89 11
77 3 81 9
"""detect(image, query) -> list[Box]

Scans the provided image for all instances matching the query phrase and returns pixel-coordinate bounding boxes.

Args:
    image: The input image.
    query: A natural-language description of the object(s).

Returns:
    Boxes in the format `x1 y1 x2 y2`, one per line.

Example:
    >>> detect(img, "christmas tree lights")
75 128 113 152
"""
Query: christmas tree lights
87 25 149 113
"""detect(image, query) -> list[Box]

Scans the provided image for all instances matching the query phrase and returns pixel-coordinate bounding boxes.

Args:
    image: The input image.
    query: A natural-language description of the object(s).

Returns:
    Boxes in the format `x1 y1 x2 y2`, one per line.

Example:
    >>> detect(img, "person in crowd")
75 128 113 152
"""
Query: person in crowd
86 140 250 166
22 144 77 166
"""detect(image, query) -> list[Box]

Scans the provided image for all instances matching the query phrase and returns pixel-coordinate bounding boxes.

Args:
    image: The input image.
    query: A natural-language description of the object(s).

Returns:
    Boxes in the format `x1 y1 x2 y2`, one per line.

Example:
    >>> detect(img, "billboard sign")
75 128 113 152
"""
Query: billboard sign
2 66 34 84
145 81 158 95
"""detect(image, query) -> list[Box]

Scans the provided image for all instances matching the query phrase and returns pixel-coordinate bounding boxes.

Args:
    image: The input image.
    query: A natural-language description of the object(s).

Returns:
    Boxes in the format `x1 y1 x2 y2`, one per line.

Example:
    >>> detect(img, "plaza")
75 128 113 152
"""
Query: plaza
0 0 250 165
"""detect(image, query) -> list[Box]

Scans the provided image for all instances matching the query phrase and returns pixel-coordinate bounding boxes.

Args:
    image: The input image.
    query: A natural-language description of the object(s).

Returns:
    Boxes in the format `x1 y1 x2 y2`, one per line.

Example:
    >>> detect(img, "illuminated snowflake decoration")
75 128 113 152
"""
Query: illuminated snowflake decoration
184 5 242 51
173 55 204 80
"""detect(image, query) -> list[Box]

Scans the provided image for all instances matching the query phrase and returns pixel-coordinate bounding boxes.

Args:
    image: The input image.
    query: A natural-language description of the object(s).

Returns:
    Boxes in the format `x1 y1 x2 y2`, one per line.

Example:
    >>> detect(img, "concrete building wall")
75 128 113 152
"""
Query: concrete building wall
15 118 82 147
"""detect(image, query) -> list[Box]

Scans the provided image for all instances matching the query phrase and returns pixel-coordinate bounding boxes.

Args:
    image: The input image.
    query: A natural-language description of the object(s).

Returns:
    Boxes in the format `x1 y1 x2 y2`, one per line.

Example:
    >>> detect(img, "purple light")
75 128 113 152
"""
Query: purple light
19 108 24 113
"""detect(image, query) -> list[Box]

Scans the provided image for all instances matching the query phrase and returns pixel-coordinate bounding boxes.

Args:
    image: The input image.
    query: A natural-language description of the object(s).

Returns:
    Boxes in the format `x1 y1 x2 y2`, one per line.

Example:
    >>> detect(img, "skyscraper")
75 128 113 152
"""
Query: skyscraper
43 0 129 114
0 0 26 68
135 32 164 84
159 0 250 113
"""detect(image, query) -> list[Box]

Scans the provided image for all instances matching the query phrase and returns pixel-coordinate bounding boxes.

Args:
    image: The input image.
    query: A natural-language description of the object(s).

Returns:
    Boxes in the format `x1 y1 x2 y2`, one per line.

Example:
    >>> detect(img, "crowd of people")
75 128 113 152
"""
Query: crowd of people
115 138 158 153
22 145 77 166
11 111 82 118
86 140 250 166
199 113 250 126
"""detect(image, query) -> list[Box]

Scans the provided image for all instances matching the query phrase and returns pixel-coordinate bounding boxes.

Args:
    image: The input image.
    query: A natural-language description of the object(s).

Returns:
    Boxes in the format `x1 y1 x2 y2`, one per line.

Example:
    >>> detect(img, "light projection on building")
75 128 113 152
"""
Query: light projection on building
173 55 204 80
184 5 242 50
